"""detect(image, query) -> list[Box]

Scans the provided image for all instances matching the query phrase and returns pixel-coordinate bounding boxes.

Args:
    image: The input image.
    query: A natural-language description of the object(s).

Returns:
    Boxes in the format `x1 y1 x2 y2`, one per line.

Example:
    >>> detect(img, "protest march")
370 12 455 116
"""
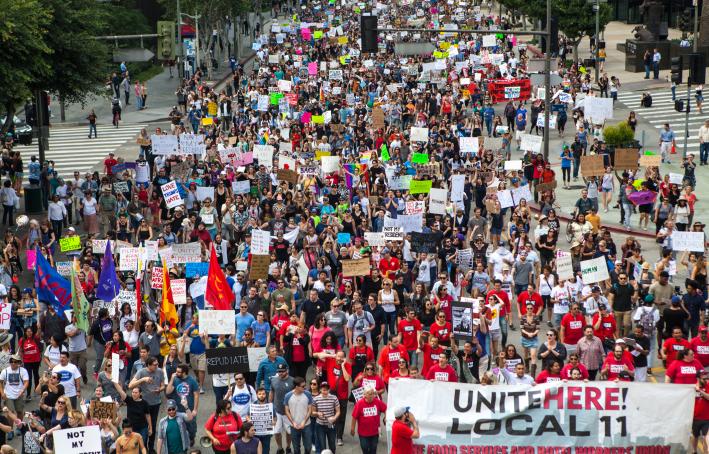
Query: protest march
1 0 709 453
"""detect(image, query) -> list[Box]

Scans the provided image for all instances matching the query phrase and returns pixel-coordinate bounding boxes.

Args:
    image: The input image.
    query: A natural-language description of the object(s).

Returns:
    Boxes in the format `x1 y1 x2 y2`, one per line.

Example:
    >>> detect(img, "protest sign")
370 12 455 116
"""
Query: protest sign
451 300 475 340
179 134 206 155
111 353 120 383
496 189 514 209
409 232 442 253
669 173 684 185
341 258 371 277
171 279 186 305
410 127 429 142
583 97 614 123
171 243 201 263
457 248 474 271
383 226 404 241
412 153 429 164
199 310 236 336
581 155 606 177
504 160 523 171
459 137 478 154
119 247 139 272
250 403 275 435
428 188 448 215
205 346 249 374
364 232 385 247
519 134 542 153
150 267 164 290
504 86 521 98
232 180 251 194
90 400 117 420
113 181 129 194
321 156 340 173
409 180 433 194
405 201 425 215
56 262 72 277
250 255 270 280
195 186 215 202
671 231 705 252
277 168 299 184
251 230 272 255
580 256 610 284
161 181 184 209
639 154 662 167
511 185 534 205
150 135 179 155
185 262 209 278
247 347 267 371
536 180 557 192
253 145 274 167
59 236 81 252
397 213 423 233
386 380 693 453
0 302 11 330
614 149 639 170
53 426 103 454
556 253 574 280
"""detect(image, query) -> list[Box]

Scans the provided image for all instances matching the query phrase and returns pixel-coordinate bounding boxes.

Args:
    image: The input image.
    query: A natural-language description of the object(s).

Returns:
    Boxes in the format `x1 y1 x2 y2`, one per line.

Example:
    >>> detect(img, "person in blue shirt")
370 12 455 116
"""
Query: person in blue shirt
255 345 288 392
165 364 200 445
250 312 271 347
659 123 676 164
515 113 527 150
516 103 527 121
482 104 495 137
181 313 206 393
560 146 573 189
235 302 256 342
28 156 40 185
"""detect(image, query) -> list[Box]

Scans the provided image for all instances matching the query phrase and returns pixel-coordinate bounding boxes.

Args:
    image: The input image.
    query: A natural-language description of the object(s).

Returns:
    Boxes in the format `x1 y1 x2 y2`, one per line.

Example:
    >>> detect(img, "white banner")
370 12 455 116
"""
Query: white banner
671 231 705 252
580 256 610 284
520 134 542 153
387 380 694 453
199 310 236 335
171 243 201 263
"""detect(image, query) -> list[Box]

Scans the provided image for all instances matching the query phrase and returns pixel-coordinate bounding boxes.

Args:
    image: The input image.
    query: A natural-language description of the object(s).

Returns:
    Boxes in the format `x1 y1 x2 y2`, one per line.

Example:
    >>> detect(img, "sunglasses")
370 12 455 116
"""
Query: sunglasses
365 367 374 371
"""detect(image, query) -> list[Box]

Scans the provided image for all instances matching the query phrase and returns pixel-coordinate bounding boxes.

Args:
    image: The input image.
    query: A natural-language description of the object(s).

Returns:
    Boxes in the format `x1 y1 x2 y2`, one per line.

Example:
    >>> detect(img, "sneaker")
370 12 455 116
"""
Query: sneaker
199 386 205 394
286 449 293 454
25 395 31 402
311 447 316 452
337 439 344 446
547 321 553 327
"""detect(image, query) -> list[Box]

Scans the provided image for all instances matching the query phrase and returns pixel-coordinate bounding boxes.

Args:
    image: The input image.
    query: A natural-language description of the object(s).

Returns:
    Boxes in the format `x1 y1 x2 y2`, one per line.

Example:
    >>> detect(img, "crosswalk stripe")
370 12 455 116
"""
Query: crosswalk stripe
14 124 146 178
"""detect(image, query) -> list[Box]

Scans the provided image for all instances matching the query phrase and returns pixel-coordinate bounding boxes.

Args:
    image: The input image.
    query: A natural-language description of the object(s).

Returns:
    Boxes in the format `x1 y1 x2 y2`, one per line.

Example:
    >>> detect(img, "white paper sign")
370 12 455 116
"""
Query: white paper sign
520 134 543 153
199 310 236 335
583 97 614 124
580 256 611 284
195 186 215 202
364 232 385 247
504 160 522 171
511 185 534 204
0 303 10 330
496 189 514 209
172 279 187 305
482 34 497 47
248 347 268 371
232 180 251 194
669 173 684 185
410 127 429 142
53 426 102 454
321 156 341 173
119 247 140 272
179 134 206 155
459 137 479 154
253 145 274 167
171 243 201 263
251 230 272 255
671 231 705 252
111 353 120 383
556 254 574 281
382 226 404 241
429 188 448 215
151 135 179 155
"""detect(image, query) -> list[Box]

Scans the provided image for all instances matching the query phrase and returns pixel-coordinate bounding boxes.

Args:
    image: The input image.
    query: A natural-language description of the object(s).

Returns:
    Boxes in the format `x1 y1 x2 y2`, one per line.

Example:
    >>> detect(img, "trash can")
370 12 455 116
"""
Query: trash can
24 185 43 214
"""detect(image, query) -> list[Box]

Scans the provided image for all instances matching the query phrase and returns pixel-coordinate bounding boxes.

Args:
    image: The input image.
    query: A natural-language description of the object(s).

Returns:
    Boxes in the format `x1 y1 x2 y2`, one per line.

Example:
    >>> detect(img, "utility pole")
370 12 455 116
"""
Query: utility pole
684 78 692 159
34 90 47 165
177 0 183 83
594 0 600 83
543 0 551 160
693 0 699 52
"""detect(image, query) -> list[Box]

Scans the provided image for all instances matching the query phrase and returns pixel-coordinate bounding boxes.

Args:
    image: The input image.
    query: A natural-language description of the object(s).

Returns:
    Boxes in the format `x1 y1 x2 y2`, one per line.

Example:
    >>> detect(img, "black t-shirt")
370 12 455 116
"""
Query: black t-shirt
628 334 651 368
125 396 150 430
301 299 326 326
610 283 635 312
40 384 65 417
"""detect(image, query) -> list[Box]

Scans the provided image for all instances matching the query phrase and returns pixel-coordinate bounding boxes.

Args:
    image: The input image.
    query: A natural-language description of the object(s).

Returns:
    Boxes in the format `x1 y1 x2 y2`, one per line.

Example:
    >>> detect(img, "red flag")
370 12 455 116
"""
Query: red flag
205 243 235 310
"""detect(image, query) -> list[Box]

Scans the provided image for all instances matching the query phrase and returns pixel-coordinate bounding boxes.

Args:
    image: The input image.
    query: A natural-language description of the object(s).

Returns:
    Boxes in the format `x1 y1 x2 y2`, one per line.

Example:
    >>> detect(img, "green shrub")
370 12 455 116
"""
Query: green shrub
603 121 635 147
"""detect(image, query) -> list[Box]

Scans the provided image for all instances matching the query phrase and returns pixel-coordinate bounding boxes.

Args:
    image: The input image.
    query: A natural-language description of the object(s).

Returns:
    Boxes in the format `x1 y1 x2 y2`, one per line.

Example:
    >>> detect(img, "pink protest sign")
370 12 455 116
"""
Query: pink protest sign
26 250 36 270
308 62 318 75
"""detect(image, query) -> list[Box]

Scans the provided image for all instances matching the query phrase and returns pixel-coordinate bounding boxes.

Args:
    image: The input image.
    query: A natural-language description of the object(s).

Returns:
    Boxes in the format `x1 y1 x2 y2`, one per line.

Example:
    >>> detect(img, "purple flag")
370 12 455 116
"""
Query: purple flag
96 241 121 301
628 190 658 206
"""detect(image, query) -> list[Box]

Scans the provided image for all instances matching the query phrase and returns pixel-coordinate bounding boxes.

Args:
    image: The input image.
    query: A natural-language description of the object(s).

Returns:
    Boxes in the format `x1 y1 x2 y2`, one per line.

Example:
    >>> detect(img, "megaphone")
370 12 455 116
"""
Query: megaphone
199 436 213 448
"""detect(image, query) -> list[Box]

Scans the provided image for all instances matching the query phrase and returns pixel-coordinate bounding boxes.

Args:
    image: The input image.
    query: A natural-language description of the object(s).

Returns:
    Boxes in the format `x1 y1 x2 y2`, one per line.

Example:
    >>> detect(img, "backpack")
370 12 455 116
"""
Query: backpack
638 307 656 334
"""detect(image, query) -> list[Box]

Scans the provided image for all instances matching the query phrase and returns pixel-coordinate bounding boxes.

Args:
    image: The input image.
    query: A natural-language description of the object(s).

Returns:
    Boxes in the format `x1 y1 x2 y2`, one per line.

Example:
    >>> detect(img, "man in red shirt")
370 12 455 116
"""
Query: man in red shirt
397 308 422 367
691 326 709 370
350 388 386 452
663 327 692 368
601 344 635 381
560 304 585 354
377 249 400 280
391 407 420 454
104 152 118 177
376 335 409 382
592 304 616 348
418 334 444 377
516 283 544 318
425 351 458 382
692 371 709 453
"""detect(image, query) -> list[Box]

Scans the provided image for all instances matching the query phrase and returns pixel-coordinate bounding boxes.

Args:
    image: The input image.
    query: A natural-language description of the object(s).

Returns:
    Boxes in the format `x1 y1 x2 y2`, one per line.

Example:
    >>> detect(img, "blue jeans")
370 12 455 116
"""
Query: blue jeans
316 424 336 453
309 418 321 453
645 64 651 78
500 317 509 346
700 142 709 164
291 426 312 454
138 427 148 449
672 85 676 101
256 435 271 454
485 119 492 136
214 386 228 403
88 123 97 138
407 350 418 368
359 435 378 454
622 202 633 228
382 311 397 343
653 62 660 79
572 156 581 178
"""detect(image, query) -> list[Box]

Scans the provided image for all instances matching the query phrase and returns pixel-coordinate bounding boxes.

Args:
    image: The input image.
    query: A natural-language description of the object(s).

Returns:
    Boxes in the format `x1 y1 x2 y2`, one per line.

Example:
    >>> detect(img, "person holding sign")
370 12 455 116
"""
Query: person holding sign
204 400 243 454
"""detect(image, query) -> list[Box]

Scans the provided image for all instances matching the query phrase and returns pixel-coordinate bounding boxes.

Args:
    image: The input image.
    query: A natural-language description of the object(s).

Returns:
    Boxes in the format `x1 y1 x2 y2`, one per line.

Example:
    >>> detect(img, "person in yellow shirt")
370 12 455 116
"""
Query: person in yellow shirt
586 207 601 235
159 322 179 359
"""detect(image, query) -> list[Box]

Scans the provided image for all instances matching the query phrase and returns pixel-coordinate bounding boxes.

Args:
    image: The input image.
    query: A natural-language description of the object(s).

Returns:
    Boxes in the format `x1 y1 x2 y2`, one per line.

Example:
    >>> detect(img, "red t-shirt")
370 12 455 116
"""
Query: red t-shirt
19 337 42 364
420 344 444 376
377 345 409 378
561 313 585 345
695 383 709 420
560 363 589 380
326 362 352 400
517 291 544 315
391 420 414 454
666 359 703 384
378 257 400 280
352 398 387 437
290 335 306 362
592 313 616 340
690 336 709 367
348 346 374 365
104 158 118 175
204 412 242 448
663 338 692 367
429 322 452 345
354 373 385 394
602 355 634 381
425 364 458 382
398 319 422 351
535 371 562 383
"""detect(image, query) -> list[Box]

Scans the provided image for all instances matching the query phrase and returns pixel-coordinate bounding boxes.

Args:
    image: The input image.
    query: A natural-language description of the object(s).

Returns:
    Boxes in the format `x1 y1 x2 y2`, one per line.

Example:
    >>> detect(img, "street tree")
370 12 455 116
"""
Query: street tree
0 0 51 133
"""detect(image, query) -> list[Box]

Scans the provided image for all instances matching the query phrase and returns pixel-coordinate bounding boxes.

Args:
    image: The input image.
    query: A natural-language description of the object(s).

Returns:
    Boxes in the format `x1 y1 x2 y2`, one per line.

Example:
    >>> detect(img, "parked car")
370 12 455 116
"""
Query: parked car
0 116 33 145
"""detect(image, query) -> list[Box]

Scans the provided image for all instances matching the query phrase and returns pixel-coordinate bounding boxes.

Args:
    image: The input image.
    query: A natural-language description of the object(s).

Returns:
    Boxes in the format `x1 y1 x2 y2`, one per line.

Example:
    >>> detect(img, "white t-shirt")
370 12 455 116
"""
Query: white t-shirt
52 363 81 397
0 366 29 399
43 345 66 367
550 285 571 315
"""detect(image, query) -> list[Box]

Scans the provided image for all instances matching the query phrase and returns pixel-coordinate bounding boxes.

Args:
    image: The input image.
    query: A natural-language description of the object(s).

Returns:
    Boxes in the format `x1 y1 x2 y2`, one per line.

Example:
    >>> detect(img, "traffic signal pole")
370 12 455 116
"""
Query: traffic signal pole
684 79 691 159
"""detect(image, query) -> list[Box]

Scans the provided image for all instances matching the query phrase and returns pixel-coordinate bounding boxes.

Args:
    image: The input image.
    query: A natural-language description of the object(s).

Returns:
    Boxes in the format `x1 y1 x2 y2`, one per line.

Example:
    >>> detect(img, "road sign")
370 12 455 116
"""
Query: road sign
530 73 562 87
394 42 436 56
112 48 155 62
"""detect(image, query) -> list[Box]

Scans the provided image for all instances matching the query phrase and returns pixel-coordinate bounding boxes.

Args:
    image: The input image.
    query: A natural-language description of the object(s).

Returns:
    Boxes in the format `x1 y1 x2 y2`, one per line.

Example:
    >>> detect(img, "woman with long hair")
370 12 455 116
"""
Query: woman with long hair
18 326 42 401
205 400 243 454
282 324 311 379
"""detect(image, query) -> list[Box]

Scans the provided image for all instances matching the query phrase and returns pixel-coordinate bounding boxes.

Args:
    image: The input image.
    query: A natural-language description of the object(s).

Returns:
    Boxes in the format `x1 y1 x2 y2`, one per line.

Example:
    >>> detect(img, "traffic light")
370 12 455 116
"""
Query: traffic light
360 14 378 54
671 56 683 84
678 8 691 32
541 17 558 55
689 53 706 85
157 21 176 60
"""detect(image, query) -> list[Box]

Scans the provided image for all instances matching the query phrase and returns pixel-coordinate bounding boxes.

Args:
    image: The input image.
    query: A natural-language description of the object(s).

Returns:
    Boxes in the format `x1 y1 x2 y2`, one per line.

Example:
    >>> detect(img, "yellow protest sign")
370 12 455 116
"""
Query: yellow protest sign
409 180 433 194
337 36 349 44
315 150 331 160
60 236 82 252
312 115 324 124
201 117 214 126
314 30 323 39
439 42 450 50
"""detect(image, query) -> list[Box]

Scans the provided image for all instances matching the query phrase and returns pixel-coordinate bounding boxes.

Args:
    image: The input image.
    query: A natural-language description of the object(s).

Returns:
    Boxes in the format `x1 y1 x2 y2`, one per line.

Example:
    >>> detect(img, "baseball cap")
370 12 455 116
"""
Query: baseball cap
671 295 682 304
394 407 410 418
277 363 288 371
615 338 626 344
592 286 601 293
166 400 177 410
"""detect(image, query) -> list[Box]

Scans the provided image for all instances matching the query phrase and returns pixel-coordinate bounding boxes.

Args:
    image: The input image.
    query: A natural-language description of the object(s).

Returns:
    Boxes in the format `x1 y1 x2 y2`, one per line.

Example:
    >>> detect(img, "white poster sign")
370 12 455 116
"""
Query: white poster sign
53 426 103 454
671 231 705 252
251 230 271 255
151 135 179 155
161 181 184 209
195 186 215 202
429 188 448 215
321 156 341 173
556 253 574 280
364 232 385 247
410 127 429 142
580 256 611 284
459 137 479 154
583 97 614 123
179 134 206 155
382 226 404 241
171 279 187 305
199 310 236 335
496 189 514 209
520 134 542 153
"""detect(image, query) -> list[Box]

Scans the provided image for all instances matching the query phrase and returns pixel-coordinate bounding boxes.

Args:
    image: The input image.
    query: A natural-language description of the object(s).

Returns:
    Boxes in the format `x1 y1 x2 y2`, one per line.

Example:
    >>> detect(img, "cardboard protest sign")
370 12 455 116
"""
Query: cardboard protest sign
581 155 606 177
250 255 270 279
341 258 371 277
639 154 661 167
614 149 639 170
90 400 117 420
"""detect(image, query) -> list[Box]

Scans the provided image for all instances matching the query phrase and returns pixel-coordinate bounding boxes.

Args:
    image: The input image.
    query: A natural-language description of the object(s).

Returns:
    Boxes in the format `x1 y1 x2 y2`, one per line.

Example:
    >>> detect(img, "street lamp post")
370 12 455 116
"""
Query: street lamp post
176 0 183 84
594 0 600 83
